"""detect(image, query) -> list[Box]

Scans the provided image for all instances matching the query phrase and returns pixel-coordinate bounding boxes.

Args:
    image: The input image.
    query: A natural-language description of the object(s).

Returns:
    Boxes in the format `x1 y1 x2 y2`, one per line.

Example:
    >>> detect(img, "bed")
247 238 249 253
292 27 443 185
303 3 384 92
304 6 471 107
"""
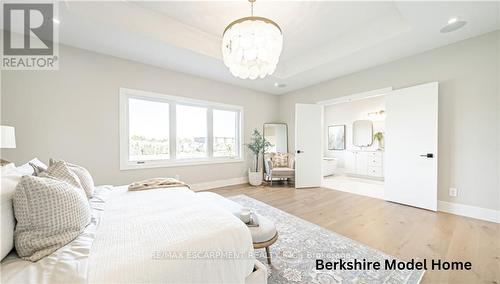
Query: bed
0 185 267 283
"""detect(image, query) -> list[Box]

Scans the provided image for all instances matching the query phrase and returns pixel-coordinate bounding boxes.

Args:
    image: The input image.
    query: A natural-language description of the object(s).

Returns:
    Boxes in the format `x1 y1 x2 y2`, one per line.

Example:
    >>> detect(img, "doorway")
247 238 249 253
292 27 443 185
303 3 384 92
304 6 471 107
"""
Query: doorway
321 91 387 199
295 83 439 211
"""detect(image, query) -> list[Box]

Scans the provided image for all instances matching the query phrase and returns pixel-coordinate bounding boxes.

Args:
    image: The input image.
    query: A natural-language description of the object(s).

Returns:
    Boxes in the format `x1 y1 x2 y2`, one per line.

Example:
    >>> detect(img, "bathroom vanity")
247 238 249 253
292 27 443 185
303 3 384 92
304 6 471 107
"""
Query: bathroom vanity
345 150 384 179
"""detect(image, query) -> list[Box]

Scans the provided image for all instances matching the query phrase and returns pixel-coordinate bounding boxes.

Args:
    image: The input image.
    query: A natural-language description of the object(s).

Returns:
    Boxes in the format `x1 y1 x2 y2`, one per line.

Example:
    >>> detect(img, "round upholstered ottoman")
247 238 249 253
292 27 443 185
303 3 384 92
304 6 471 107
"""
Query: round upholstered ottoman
249 214 278 264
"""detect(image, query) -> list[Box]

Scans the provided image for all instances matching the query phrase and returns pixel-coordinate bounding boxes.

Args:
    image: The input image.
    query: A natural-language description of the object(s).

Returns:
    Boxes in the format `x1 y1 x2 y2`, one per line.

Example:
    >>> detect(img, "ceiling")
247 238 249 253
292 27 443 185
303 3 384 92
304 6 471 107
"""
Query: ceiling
34 1 500 94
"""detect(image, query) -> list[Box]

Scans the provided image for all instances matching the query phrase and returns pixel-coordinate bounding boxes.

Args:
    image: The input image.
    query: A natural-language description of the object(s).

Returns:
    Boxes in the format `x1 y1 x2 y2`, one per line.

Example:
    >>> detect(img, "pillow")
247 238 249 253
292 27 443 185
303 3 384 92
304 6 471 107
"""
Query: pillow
0 164 22 260
38 161 87 200
16 158 48 176
29 162 46 176
271 153 289 168
13 175 91 261
49 159 95 198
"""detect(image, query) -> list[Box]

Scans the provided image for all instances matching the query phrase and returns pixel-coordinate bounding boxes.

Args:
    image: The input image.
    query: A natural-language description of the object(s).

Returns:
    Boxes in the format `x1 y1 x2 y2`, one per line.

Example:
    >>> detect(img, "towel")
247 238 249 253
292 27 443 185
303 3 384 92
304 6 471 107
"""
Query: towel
128 178 190 191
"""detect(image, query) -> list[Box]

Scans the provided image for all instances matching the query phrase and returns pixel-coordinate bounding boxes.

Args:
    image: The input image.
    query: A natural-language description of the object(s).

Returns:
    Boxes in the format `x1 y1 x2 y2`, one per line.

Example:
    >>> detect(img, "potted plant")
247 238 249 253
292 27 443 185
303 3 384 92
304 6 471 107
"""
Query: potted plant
246 129 272 186
374 132 385 150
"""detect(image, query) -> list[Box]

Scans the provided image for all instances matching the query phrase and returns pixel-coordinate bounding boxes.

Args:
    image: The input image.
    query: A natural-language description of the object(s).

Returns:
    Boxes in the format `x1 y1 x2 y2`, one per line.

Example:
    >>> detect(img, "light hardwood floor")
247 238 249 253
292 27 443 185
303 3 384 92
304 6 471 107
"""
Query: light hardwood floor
209 184 499 284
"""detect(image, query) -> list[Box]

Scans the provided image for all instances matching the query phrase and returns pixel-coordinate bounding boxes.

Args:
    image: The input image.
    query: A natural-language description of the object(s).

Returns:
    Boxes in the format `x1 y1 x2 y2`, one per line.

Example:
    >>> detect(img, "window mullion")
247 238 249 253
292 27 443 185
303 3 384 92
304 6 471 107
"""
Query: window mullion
207 107 214 159
170 102 177 160
236 111 241 158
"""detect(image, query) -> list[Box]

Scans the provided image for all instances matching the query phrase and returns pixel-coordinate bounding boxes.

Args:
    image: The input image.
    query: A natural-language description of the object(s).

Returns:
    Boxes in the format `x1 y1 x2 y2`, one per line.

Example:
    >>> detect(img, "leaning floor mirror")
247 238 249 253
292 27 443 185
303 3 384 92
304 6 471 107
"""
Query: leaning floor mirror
263 123 288 153
263 123 292 185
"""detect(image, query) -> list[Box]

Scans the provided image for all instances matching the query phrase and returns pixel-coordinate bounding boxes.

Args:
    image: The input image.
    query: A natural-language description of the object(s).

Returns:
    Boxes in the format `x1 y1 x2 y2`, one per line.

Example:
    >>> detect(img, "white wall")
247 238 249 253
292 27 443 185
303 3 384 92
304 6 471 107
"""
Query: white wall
1 31 498 212
324 96 385 169
0 44 279 185
279 31 500 211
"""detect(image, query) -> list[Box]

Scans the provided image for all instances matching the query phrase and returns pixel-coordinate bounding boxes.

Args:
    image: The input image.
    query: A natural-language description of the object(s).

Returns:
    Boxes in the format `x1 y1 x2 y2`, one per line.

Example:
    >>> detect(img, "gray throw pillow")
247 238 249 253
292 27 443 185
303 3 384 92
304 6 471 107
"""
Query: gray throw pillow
38 161 87 200
13 175 91 261
49 159 95 198
29 162 47 176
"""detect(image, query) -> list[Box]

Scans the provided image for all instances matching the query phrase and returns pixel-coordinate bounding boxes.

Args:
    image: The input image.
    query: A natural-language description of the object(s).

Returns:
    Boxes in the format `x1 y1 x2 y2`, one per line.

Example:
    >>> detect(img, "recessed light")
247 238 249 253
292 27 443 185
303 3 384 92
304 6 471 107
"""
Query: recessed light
440 17 466 33
53 18 60 24
274 82 286 88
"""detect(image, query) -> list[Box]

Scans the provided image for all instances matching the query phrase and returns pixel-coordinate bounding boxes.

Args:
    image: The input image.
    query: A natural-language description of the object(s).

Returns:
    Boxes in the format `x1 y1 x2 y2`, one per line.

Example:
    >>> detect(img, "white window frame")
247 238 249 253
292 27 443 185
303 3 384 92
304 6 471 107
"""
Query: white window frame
119 88 244 170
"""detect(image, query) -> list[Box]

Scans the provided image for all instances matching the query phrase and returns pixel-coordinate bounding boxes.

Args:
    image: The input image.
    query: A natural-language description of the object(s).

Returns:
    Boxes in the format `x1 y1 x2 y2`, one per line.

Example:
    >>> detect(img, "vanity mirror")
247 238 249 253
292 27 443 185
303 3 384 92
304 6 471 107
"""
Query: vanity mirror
353 120 373 147
263 123 288 153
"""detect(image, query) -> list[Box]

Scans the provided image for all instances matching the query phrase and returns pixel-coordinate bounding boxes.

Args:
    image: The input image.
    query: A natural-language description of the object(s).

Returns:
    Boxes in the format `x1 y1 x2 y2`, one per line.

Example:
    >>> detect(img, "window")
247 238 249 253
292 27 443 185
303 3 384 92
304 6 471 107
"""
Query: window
128 98 169 161
120 88 243 170
213 109 237 157
176 104 207 159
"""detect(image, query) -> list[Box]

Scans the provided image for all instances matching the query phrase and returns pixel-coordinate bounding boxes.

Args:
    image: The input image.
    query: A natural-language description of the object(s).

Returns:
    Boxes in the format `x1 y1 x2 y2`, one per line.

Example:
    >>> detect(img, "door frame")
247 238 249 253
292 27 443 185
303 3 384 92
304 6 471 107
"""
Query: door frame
316 87 393 190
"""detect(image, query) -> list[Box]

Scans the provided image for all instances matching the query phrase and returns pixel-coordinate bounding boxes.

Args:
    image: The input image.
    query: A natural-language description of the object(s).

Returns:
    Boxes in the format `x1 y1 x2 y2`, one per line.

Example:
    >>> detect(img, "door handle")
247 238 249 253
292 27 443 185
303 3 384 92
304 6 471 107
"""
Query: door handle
420 153 434 158
296 150 304 154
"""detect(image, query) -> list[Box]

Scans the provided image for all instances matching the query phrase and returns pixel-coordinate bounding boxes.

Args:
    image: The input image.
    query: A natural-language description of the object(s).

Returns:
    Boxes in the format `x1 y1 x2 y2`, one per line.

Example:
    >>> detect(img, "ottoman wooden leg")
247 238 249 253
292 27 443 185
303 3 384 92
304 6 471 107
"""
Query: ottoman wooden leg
265 247 271 264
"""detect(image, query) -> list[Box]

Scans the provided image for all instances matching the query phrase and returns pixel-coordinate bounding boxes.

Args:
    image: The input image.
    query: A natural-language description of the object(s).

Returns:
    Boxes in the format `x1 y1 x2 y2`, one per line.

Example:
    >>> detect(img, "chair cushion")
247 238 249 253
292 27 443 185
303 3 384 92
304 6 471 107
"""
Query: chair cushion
249 214 277 243
271 167 295 177
197 192 277 243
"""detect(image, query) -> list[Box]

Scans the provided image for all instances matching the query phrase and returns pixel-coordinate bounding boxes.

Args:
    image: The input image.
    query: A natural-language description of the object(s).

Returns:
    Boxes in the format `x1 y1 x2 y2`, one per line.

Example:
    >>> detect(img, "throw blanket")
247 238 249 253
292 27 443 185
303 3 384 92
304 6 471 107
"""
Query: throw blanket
128 177 190 191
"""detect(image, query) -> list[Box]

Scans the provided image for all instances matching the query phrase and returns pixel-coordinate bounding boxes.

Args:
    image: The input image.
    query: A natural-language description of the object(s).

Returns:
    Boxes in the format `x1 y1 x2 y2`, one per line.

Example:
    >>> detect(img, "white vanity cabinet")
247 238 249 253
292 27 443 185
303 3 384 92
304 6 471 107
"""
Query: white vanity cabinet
345 151 384 179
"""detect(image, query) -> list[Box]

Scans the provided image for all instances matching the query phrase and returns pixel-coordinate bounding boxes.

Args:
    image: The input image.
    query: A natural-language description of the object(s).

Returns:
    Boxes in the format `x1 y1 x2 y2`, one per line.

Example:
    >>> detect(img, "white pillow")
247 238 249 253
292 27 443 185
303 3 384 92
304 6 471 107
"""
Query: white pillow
1 158 48 261
0 164 23 260
16 158 47 176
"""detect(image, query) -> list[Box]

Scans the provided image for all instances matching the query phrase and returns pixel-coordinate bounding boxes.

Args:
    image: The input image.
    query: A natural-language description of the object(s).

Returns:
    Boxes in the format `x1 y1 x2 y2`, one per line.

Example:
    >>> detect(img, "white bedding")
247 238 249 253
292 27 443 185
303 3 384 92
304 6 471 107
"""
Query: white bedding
1 185 257 284
0 185 112 283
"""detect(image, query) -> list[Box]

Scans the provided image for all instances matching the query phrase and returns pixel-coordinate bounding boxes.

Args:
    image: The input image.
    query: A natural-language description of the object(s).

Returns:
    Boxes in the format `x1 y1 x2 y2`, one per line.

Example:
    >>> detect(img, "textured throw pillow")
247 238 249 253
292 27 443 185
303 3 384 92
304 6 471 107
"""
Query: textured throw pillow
13 175 91 261
49 159 95 198
38 161 87 200
272 153 288 168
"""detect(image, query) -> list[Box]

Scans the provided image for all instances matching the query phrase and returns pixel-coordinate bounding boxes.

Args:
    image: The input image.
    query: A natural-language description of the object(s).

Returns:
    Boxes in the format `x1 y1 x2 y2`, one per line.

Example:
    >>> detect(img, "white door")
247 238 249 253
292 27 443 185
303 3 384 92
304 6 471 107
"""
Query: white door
385 82 438 211
295 103 323 188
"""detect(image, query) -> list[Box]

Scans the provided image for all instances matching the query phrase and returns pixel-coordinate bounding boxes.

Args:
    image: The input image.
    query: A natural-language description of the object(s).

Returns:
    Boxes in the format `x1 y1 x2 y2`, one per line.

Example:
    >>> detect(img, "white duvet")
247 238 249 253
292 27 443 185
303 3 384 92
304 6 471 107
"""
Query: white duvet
1 186 256 284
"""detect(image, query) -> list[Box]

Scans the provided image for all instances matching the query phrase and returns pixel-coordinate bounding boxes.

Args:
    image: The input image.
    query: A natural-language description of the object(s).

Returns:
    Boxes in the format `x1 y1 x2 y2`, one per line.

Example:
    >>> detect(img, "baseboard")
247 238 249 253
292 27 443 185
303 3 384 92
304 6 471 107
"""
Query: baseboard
191 177 248 192
193 178 499 223
438 201 500 223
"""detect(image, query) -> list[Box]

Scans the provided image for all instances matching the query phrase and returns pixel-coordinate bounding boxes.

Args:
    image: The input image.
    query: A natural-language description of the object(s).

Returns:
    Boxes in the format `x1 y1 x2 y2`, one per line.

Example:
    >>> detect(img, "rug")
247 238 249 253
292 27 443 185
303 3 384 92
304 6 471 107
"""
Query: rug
228 195 424 284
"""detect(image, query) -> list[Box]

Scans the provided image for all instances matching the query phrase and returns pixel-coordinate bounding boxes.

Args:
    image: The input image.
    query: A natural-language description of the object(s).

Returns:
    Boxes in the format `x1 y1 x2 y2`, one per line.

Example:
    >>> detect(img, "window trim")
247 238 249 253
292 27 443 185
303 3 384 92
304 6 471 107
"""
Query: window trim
119 88 244 170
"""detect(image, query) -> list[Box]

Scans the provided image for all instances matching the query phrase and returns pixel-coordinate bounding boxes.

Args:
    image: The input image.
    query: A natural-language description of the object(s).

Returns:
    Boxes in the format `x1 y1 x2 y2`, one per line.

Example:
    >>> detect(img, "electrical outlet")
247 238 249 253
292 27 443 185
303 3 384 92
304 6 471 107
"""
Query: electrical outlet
449 187 458 197
174 174 180 180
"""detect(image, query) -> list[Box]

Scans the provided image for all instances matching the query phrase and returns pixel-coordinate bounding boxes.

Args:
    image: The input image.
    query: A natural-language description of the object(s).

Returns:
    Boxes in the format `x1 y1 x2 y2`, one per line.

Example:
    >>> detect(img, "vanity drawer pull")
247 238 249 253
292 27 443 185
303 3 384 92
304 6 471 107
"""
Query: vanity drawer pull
368 166 383 177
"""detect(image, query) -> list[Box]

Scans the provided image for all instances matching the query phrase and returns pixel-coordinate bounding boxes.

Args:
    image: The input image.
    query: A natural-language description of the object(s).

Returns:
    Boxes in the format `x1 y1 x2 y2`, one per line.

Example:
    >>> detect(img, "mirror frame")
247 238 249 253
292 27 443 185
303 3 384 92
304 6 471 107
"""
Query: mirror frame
352 120 374 147
263 123 289 154
328 124 346 150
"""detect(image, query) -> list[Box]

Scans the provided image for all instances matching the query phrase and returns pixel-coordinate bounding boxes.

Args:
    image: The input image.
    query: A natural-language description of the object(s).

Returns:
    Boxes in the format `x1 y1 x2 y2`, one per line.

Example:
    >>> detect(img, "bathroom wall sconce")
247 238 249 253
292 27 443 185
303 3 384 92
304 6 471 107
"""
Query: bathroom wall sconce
367 110 386 121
